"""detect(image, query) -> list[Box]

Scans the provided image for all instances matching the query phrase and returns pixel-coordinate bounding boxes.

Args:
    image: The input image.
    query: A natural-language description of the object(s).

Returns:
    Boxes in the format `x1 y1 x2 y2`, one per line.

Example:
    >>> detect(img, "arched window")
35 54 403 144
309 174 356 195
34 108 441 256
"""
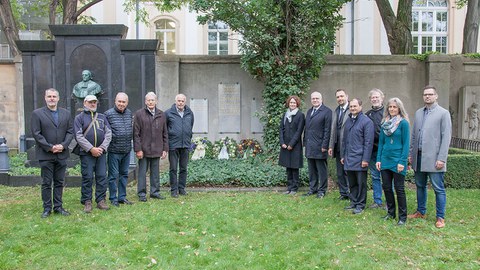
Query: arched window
208 21 229 55
155 19 176 54
412 0 448 53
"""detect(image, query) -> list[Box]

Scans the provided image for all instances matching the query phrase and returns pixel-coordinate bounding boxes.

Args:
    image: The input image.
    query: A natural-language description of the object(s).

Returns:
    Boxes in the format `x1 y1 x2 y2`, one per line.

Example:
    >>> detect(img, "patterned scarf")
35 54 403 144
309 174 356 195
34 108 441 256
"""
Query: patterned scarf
382 115 402 136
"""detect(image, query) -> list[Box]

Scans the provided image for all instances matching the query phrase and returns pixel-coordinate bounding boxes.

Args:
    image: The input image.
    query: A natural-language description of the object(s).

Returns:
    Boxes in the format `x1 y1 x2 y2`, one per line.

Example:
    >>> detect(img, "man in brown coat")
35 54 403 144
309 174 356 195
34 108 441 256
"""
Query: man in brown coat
133 92 169 201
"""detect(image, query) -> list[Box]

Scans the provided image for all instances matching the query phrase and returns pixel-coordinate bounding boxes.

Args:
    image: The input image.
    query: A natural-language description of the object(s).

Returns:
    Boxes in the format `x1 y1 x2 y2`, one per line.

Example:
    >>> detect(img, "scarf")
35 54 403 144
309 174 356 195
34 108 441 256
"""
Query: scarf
382 115 402 136
284 108 299 123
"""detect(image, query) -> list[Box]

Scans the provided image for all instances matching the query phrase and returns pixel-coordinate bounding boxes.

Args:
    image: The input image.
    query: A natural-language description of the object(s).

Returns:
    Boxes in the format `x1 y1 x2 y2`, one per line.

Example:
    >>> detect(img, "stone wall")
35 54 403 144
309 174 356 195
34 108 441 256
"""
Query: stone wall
3 54 480 149
0 59 20 148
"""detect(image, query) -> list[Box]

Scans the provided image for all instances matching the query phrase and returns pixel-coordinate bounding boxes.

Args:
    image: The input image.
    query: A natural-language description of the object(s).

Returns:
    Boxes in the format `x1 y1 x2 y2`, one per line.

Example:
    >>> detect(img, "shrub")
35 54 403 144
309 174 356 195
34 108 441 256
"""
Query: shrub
161 156 310 187
445 154 480 189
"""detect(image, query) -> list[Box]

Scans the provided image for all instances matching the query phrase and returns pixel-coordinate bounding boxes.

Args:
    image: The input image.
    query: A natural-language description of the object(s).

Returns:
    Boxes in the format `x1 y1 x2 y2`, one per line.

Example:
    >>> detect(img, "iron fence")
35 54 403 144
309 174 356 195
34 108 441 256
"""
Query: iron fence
450 137 480 152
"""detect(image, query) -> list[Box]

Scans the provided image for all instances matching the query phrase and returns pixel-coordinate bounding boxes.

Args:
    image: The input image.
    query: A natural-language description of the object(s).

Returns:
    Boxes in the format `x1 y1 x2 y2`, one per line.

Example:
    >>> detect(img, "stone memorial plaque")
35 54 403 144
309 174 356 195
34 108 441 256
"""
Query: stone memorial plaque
251 98 263 133
218 83 241 133
190 98 209 133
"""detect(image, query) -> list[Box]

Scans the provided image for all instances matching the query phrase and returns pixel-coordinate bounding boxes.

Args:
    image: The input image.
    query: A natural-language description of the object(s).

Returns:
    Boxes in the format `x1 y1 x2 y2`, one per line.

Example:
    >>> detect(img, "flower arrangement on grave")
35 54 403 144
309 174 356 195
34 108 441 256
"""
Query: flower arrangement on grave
237 138 263 158
190 137 213 160
212 137 238 159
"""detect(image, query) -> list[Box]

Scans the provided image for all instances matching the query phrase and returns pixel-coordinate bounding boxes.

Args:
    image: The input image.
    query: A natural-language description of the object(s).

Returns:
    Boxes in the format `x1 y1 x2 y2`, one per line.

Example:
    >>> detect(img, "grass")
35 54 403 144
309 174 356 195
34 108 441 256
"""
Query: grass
0 186 479 269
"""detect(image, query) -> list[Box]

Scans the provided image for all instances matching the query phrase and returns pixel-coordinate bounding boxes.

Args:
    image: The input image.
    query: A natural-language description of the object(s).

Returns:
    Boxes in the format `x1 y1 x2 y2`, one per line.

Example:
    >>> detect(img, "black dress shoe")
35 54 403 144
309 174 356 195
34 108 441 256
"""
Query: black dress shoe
41 210 51 218
344 205 355 210
383 214 395 221
150 194 166 200
317 193 325 199
171 192 179 198
302 192 315 197
119 199 133 205
53 208 70 216
397 220 406 226
112 201 120 207
139 197 147 202
179 190 188 196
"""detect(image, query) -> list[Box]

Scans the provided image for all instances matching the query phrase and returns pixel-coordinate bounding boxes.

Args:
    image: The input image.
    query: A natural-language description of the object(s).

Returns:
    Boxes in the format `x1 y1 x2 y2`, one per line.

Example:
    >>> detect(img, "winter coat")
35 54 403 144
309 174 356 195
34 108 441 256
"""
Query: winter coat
165 104 194 150
342 112 374 171
133 107 169 158
74 109 112 155
104 106 133 154
304 105 332 159
278 111 305 169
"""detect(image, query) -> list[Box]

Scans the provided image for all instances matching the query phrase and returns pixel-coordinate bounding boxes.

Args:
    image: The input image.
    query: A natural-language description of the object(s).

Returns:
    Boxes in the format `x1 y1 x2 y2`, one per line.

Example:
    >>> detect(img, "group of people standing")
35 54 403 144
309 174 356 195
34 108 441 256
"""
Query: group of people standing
278 86 452 228
31 89 194 217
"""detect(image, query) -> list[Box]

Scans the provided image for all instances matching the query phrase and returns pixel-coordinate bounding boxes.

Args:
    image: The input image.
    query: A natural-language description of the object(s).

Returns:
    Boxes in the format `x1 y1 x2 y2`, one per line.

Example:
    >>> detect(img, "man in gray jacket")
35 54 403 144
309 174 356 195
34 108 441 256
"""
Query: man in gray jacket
408 85 452 228
165 94 194 197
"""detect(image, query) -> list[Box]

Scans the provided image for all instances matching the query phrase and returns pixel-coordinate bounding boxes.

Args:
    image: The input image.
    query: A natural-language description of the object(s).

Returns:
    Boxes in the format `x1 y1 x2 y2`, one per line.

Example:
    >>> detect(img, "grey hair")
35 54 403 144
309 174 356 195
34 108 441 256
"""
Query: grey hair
384 97 409 123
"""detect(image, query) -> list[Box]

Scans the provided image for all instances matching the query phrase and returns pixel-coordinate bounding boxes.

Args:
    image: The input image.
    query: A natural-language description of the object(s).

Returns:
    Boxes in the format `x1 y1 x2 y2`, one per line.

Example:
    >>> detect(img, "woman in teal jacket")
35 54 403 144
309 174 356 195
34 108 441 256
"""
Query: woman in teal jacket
376 98 410 225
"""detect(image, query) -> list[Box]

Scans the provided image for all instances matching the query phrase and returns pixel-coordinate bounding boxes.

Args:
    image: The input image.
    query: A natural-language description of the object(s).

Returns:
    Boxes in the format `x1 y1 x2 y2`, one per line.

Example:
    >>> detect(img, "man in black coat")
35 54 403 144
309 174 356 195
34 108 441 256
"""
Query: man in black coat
303 91 332 198
165 94 194 198
31 88 74 218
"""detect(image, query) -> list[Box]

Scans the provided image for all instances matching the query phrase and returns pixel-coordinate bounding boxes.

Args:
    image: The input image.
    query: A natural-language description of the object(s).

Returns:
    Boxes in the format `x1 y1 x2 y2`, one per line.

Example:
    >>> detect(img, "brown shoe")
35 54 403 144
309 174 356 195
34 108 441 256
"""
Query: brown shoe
84 200 92 213
435 217 445 228
97 200 110 210
407 211 426 219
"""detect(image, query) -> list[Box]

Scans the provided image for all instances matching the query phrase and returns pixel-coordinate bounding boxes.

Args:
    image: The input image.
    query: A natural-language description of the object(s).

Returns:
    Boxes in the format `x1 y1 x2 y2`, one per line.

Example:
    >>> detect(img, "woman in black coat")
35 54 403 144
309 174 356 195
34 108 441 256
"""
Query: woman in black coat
279 95 305 195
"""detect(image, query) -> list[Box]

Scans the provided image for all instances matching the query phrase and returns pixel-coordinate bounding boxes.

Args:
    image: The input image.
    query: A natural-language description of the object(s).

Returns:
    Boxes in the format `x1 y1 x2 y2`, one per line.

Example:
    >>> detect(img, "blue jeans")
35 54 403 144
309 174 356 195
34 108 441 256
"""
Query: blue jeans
415 156 447 219
107 152 130 202
369 156 383 205
80 154 107 204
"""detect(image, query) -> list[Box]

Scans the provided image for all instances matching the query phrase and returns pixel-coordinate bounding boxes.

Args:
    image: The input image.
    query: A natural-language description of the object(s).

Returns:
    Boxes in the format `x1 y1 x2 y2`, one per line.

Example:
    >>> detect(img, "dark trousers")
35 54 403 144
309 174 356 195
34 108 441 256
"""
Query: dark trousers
347 170 367 210
307 158 328 195
39 159 67 211
286 168 299 192
80 154 107 204
382 170 407 221
335 149 349 197
107 152 130 202
137 157 160 198
168 148 189 193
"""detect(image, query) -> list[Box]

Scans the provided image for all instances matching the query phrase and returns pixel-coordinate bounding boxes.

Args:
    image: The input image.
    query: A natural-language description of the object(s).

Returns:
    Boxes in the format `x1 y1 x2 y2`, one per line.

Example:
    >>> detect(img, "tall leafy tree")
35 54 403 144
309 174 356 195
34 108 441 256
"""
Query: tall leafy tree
375 0 413 54
187 0 347 154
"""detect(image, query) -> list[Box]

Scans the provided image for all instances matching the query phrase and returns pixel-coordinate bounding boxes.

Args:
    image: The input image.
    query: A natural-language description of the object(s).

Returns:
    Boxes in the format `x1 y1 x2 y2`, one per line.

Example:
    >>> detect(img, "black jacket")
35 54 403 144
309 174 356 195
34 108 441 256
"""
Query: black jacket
105 106 133 154
165 104 194 150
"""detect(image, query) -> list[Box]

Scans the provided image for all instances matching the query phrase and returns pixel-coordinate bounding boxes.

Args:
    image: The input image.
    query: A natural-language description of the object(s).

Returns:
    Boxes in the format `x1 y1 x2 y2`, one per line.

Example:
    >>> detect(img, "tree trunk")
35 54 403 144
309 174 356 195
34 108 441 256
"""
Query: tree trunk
63 0 78 24
0 0 20 57
375 0 413 54
49 0 60 25
462 0 480 53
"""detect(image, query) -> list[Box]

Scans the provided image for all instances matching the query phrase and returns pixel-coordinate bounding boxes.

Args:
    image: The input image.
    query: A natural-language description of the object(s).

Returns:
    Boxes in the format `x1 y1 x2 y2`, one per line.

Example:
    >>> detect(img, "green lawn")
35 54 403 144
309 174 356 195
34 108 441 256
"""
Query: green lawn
0 186 479 269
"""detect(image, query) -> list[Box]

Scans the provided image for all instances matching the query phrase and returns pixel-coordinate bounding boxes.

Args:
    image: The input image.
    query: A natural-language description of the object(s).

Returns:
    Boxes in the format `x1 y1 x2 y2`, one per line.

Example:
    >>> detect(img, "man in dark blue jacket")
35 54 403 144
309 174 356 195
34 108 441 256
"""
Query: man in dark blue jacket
105 92 133 207
74 95 112 213
303 91 332 198
165 94 194 197
341 98 374 214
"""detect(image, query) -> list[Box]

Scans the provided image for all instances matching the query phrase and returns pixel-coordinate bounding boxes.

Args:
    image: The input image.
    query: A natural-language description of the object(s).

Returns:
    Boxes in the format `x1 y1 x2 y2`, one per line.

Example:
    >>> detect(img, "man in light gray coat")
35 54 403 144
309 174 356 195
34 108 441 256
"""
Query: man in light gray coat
408 85 452 228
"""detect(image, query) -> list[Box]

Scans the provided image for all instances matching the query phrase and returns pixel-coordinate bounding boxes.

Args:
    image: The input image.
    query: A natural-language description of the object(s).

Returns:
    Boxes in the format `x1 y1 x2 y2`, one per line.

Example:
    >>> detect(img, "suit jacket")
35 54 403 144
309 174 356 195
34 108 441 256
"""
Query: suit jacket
304 105 332 159
342 112 374 171
31 106 74 160
409 103 452 172
328 103 350 158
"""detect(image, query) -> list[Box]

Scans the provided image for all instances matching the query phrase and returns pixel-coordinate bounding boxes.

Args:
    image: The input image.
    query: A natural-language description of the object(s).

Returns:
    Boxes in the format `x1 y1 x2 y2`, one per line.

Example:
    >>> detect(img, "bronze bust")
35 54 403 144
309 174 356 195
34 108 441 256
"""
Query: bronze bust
73 70 102 98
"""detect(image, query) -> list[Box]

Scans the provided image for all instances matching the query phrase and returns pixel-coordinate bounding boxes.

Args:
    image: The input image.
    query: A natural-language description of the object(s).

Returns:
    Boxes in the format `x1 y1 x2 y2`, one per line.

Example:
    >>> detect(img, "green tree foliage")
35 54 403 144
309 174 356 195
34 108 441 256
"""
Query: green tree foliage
187 0 347 155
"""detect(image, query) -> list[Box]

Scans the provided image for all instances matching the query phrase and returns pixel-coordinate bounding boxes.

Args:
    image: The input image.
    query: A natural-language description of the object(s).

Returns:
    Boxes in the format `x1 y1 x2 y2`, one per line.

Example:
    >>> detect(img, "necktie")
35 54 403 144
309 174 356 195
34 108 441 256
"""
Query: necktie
312 108 316 116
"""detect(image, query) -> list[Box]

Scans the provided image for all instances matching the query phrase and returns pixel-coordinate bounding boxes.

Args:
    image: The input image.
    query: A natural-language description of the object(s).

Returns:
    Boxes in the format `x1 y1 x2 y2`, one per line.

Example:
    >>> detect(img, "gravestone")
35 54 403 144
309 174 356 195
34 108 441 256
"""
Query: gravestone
16 24 158 167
